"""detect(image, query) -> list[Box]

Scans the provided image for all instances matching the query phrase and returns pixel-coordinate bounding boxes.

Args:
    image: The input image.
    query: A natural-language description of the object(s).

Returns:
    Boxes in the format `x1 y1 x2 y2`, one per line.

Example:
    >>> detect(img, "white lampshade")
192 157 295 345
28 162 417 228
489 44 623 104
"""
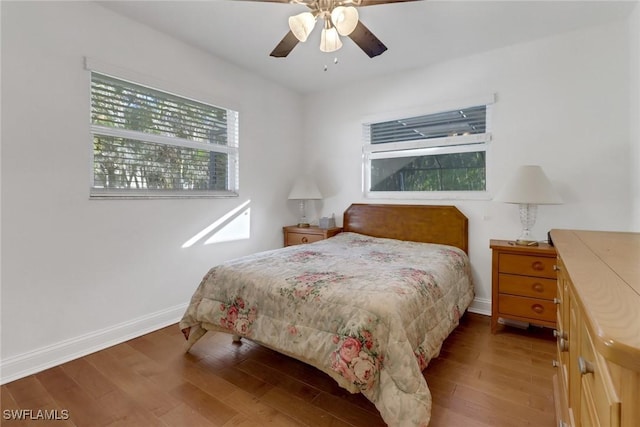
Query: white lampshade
320 25 342 53
495 165 562 205
331 6 359 36
288 175 322 200
289 12 316 42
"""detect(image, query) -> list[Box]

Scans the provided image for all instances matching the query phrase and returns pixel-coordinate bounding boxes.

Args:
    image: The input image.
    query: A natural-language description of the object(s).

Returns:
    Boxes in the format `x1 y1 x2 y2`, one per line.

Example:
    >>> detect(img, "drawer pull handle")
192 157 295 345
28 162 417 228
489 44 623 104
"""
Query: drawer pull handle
552 359 559 368
553 329 567 340
553 297 561 305
531 304 544 314
532 261 545 271
553 265 560 272
531 282 544 293
559 338 569 352
301 237 308 243
578 356 594 375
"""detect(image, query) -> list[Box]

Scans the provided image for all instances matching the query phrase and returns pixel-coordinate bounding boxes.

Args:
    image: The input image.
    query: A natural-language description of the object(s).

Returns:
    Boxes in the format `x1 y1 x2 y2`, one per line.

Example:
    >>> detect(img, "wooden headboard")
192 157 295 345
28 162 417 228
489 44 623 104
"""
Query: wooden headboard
343 204 469 254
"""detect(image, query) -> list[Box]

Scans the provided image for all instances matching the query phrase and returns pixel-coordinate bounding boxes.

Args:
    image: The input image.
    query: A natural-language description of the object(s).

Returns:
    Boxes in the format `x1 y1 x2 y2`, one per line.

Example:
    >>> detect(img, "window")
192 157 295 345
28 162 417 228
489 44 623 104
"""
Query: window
90 72 239 198
363 98 492 198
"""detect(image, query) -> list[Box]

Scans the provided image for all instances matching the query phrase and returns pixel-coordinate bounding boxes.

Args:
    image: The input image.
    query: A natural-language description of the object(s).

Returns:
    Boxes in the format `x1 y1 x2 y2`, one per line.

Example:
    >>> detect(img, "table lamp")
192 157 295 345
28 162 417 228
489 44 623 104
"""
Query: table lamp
494 165 562 246
288 175 322 227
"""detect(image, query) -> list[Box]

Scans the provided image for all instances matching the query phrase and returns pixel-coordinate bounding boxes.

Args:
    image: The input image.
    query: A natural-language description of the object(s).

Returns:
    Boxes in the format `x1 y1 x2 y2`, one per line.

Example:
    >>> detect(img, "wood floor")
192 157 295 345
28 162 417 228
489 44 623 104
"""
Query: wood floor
1 313 557 427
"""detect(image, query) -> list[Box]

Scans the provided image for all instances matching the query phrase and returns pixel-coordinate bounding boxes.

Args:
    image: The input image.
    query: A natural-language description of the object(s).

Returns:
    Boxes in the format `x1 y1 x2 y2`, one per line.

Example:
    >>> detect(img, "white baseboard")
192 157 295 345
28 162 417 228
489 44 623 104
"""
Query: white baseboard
0 303 187 385
467 297 491 317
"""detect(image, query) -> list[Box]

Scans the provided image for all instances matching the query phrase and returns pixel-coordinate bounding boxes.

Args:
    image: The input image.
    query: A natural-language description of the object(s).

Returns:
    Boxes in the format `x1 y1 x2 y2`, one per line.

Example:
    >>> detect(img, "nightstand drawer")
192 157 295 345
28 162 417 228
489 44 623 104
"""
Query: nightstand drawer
498 274 556 300
287 232 324 245
499 253 557 279
283 226 342 247
498 294 556 322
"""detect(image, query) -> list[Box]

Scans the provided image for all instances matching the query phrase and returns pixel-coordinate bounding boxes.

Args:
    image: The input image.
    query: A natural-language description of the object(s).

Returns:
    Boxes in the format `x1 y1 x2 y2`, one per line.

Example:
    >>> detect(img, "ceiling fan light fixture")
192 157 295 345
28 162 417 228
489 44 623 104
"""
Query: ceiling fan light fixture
320 24 342 53
288 11 316 42
331 6 358 36
269 0 394 58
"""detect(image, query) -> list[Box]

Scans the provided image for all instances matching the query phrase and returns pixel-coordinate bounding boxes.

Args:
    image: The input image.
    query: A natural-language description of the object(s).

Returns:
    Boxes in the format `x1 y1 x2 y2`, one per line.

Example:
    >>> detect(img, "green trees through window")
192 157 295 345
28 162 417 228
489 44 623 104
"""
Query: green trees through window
90 73 238 197
371 152 486 192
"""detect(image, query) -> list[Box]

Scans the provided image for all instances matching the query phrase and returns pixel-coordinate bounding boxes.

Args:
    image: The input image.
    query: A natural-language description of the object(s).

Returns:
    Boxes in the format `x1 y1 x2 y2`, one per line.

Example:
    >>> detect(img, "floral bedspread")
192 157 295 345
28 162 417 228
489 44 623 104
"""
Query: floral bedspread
179 232 474 426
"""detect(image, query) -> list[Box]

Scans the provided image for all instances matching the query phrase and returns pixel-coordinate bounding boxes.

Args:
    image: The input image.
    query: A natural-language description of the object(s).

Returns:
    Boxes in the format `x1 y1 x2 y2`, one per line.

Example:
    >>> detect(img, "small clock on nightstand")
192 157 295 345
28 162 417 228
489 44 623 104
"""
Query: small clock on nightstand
283 225 342 247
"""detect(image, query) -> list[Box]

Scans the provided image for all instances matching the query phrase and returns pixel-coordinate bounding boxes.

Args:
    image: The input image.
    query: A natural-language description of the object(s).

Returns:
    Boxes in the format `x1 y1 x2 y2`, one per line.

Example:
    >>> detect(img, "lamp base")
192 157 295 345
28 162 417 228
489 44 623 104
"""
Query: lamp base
296 201 311 228
515 204 539 246
515 238 539 246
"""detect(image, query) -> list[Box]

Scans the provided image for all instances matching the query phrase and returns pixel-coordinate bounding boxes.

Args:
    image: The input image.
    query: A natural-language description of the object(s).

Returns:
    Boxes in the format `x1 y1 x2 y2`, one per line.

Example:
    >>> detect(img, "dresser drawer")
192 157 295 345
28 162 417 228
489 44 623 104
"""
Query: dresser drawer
499 253 557 279
581 378 599 427
498 273 556 300
580 323 621 427
497 294 556 322
556 314 570 377
286 232 324 245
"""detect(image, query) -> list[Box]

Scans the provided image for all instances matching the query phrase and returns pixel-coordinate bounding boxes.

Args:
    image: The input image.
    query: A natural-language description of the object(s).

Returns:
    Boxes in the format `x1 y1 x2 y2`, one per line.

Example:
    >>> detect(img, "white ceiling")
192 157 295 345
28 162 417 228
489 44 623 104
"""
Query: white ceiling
99 0 637 94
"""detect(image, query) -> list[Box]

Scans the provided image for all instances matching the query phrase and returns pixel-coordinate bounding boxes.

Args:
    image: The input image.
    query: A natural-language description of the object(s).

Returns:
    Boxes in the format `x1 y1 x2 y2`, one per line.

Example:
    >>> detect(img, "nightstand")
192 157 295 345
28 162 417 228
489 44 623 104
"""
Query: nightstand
490 239 557 333
283 225 342 247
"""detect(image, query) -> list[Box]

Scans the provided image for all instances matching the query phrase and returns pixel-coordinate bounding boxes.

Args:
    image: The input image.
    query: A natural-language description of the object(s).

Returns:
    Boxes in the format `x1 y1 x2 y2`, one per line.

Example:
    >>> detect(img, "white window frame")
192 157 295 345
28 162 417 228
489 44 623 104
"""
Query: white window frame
86 58 239 199
362 95 494 200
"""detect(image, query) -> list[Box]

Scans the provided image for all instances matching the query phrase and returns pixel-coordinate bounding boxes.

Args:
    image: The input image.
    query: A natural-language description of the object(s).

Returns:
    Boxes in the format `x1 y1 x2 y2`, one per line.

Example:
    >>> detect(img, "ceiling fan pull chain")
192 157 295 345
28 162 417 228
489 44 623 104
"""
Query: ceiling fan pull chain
323 56 339 72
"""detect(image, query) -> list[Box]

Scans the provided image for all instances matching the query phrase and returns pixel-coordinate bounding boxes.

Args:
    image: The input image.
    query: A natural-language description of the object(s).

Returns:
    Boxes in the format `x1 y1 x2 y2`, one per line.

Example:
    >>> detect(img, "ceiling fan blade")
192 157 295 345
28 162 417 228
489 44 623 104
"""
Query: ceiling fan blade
348 20 387 58
270 31 299 58
357 0 423 6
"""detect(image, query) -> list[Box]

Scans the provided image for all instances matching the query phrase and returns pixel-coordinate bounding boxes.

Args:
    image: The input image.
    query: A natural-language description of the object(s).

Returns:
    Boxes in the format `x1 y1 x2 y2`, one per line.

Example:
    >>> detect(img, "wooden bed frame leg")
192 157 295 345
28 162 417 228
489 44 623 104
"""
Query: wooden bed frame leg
232 334 242 343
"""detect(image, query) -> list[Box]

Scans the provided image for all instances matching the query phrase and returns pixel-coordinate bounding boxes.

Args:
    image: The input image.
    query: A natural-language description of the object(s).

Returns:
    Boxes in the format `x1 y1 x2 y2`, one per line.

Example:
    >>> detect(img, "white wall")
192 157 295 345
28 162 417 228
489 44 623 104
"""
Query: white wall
1 1 303 382
630 3 640 231
301 19 634 314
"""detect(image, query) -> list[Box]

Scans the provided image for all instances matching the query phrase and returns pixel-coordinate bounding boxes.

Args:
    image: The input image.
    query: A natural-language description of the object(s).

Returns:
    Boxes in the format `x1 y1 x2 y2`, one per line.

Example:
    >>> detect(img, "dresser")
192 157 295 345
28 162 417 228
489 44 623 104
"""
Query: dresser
551 230 640 427
283 225 342 247
490 239 557 333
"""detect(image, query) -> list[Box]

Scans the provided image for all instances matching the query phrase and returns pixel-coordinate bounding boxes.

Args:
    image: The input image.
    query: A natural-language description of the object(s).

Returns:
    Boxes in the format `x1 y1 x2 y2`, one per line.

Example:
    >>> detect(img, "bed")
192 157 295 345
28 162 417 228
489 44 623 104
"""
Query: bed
179 204 474 427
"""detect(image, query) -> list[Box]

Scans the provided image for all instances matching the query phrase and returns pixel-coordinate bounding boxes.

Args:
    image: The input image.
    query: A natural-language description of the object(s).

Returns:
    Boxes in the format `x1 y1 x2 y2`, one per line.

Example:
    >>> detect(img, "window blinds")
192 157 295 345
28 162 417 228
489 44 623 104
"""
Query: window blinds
90 72 239 197
365 106 487 145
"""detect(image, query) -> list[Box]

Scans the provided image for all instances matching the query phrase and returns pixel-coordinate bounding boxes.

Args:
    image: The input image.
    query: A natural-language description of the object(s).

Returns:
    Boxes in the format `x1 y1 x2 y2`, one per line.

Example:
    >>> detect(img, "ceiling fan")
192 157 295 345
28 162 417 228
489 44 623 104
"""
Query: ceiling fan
243 0 420 58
